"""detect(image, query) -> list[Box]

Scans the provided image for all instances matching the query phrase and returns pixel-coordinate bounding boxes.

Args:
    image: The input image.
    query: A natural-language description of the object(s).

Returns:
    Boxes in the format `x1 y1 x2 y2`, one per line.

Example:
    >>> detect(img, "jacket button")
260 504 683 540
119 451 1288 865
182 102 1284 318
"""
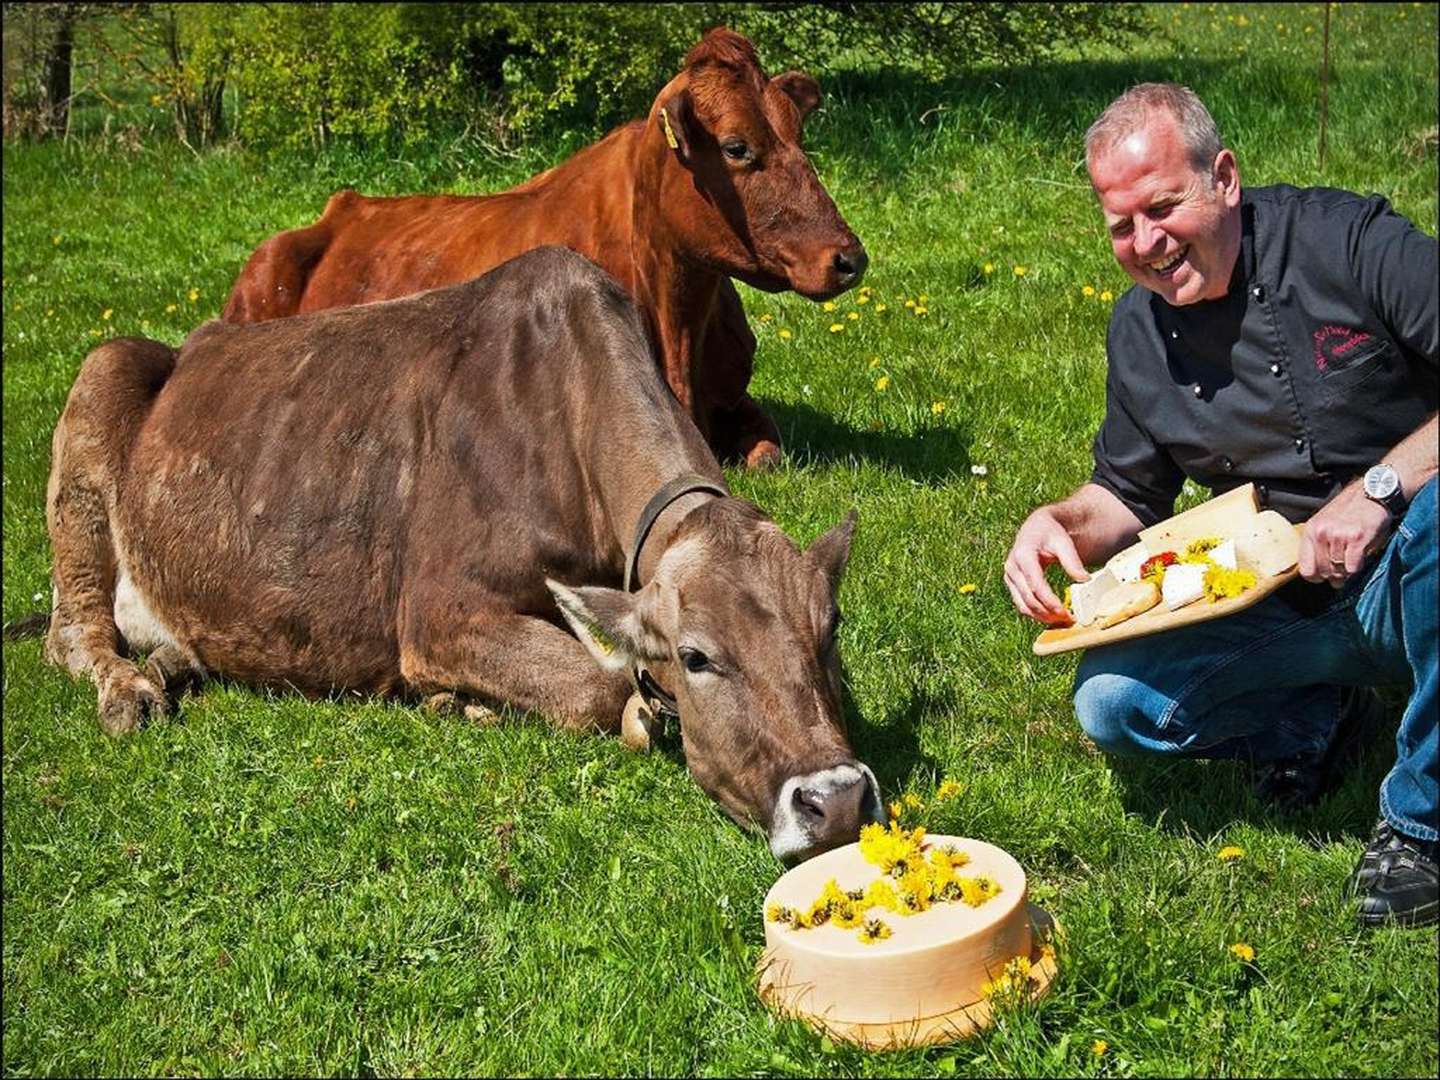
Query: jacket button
1193 383 1203 397
1222 457 1235 471
1270 362 1282 376
1294 437 1306 452
1257 483 1269 505
1170 329 1180 340
1252 285 1265 302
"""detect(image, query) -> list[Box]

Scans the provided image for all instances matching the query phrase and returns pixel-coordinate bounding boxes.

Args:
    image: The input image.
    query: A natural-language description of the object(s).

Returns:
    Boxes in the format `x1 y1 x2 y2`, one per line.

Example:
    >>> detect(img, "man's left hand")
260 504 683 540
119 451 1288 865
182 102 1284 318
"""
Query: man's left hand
1298 482 1394 587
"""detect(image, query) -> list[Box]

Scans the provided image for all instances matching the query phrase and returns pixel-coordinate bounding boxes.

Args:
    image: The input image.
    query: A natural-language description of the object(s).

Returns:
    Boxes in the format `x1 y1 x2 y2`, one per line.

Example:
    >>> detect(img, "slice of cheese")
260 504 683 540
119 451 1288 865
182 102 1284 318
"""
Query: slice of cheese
1139 483 1259 553
1104 541 1150 584
1235 510 1300 577
1161 562 1207 610
1068 569 1118 626
1209 538 1237 570
1094 580 1162 628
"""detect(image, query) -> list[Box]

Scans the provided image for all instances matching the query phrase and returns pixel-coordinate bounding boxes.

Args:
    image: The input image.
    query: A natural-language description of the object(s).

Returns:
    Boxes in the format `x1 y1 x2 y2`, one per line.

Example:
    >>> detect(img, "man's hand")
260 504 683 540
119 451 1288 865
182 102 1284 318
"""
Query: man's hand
1298 481 1394 587
1003 506 1090 625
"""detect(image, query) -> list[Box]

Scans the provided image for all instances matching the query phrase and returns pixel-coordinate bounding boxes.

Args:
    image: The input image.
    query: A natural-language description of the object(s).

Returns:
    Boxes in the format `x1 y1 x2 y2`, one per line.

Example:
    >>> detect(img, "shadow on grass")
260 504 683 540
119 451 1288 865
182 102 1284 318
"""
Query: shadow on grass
767 399 973 484
1105 727 1397 847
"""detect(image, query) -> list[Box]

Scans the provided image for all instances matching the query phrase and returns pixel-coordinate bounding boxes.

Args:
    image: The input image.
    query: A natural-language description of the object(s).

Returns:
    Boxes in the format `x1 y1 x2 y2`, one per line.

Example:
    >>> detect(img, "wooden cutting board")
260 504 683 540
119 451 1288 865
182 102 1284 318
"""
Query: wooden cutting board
1034 484 1307 656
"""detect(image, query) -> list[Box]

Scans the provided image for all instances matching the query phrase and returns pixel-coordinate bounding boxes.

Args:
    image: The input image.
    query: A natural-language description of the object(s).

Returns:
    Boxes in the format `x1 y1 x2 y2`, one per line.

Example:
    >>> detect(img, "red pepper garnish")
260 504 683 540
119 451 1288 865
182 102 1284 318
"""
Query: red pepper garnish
1140 551 1178 578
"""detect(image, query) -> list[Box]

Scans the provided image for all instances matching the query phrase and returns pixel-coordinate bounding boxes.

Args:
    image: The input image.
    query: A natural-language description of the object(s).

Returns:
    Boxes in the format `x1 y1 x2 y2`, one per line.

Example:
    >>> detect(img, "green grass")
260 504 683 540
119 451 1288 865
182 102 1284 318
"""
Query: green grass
4 3 1437 1075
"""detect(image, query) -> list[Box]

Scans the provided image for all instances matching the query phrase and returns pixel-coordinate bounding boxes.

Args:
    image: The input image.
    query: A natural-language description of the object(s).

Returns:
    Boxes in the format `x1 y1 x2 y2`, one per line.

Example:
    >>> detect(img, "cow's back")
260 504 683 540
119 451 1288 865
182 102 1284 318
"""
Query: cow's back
128 249 696 691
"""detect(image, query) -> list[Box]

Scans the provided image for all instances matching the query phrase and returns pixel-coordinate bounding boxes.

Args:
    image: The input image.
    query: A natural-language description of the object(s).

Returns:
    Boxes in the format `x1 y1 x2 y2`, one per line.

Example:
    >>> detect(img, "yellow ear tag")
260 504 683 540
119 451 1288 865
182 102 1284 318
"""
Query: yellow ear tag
660 107 679 150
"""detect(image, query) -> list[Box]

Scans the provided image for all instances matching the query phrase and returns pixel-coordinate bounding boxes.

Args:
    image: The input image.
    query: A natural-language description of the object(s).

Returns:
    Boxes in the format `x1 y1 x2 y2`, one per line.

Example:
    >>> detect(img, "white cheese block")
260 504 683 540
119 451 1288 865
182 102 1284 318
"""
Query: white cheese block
1209 539 1237 570
1161 562 1208 610
1104 542 1150 584
1069 569 1118 626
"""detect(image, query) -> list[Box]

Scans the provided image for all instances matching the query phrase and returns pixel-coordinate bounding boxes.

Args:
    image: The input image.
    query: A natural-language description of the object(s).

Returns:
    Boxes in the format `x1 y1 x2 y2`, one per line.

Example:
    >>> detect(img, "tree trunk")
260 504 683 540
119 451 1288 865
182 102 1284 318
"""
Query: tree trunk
42 7 75 137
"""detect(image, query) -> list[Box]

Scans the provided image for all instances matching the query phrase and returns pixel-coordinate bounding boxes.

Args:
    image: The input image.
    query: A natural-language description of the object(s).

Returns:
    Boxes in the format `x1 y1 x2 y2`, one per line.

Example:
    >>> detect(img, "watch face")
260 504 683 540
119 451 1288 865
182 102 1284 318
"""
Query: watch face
1365 465 1399 500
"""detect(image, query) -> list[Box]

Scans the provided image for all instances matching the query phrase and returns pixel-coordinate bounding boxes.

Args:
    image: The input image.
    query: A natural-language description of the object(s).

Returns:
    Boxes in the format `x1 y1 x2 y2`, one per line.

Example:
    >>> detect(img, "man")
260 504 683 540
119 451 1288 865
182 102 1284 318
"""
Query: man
1004 83 1437 927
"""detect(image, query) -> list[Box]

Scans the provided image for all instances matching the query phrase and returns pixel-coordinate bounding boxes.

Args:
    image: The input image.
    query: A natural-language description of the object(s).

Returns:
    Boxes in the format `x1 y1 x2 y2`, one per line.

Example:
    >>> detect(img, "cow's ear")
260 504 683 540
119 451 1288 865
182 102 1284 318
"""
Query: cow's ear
772 71 821 123
807 510 857 591
547 579 670 671
657 90 694 162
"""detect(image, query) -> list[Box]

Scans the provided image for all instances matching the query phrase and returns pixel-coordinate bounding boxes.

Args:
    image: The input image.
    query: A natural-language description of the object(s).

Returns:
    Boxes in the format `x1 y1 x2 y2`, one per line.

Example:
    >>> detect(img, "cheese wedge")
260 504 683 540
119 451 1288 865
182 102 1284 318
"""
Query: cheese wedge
1209 538 1237 570
1235 510 1300 577
1068 569 1118 626
1104 541 1150 584
1094 580 1162 628
1161 562 1207 610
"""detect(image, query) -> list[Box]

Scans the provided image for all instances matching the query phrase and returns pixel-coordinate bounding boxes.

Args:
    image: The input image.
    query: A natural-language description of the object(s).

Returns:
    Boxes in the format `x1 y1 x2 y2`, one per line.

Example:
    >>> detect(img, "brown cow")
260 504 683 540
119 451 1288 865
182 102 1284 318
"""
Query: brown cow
43 248 881 862
222 28 866 471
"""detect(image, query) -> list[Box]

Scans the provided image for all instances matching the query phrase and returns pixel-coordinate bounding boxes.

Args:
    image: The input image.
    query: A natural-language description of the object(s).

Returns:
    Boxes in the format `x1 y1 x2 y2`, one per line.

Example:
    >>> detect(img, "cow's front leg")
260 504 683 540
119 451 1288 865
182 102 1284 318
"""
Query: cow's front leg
400 610 632 735
708 395 782 470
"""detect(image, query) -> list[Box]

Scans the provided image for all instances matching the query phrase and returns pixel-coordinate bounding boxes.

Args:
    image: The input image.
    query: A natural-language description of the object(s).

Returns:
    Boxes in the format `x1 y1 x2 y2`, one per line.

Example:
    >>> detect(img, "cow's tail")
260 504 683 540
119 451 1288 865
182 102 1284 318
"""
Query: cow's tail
3 612 50 640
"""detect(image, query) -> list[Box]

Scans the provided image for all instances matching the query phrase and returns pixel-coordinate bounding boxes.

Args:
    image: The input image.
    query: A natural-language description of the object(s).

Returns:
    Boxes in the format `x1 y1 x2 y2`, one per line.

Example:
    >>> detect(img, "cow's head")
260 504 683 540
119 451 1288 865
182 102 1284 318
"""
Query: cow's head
548 499 882 862
644 27 867 300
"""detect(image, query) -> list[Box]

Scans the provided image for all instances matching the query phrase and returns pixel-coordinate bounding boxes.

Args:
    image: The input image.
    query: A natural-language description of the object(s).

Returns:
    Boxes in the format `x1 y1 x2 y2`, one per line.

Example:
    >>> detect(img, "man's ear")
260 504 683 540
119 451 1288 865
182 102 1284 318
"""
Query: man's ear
1213 147 1241 208
808 510 858 591
657 89 694 162
772 71 821 123
547 579 670 671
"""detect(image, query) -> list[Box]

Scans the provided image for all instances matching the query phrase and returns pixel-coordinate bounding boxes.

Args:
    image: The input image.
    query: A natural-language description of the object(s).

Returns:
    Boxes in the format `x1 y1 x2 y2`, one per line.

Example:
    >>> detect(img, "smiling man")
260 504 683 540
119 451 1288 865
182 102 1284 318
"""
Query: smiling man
1003 83 1438 927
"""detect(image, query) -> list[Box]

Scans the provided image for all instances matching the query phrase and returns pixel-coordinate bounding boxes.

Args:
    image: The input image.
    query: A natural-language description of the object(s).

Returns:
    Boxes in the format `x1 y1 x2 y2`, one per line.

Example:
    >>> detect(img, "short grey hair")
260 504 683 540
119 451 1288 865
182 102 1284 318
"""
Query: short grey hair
1084 83 1224 174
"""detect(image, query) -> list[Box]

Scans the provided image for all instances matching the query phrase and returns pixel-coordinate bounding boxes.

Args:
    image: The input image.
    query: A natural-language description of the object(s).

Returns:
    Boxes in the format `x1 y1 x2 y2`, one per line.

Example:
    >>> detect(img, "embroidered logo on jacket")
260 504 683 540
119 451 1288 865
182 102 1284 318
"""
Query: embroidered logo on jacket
1312 324 1373 372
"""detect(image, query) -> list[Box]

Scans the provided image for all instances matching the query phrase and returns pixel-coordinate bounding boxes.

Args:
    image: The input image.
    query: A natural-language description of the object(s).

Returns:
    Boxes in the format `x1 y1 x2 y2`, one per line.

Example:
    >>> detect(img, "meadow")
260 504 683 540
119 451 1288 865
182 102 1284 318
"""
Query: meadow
3 3 1437 1075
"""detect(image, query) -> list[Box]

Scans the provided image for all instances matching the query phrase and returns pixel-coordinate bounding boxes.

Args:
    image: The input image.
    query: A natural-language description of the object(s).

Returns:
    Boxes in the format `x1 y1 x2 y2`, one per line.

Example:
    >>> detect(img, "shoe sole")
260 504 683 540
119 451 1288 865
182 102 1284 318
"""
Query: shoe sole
1357 899 1439 929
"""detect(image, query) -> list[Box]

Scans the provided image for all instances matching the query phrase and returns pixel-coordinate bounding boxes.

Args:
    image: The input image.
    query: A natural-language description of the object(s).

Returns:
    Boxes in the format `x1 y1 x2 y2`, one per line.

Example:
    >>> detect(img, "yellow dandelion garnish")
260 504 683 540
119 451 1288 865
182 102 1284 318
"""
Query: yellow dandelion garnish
863 877 900 913
1013 265 1027 277
874 375 890 392
1092 1039 1108 1056
1218 845 1246 862
829 322 845 333
931 400 947 415
778 328 792 340
823 300 837 312
887 800 902 820
1100 290 1113 301
983 262 994 274
874 303 887 313
936 779 963 800
958 583 978 595
847 311 859 321
187 288 199 302
1230 942 1256 962
1082 285 1096 297
858 917 892 944
101 308 113 321
1204 565 1257 602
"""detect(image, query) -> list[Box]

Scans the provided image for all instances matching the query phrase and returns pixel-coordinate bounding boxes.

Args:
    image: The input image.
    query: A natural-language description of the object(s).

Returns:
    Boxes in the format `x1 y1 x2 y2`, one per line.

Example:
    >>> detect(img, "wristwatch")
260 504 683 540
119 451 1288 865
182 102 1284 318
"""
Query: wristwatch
1362 463 1407 517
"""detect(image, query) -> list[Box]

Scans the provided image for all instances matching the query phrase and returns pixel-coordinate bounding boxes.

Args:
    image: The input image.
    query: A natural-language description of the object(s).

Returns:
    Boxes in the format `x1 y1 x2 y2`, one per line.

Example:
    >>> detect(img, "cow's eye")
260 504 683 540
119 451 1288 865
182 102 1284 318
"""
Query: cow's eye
679 646 715 674
721 140 750 162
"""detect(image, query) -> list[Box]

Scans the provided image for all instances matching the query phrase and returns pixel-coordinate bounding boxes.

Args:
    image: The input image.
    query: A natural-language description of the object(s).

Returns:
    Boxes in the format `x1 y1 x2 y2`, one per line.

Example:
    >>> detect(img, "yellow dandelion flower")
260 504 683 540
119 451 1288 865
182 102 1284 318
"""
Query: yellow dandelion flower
857 293 870 304
312 754 324 767
1204 565 1257 602
829 322 845 333
52 235 62 246
165 303 178 314
868 355 881 368
903 792 924 811
914 306 928 316
874 375 890 392
823 300 837 312
919 294 929 303
887 799 902 819
958 582 978 594
101 308 113 321
847 311 859 321
1100 290 1113 302
1082 285 1096 297
778 328 792 340
936 779 963 799
45 308 54 317
1013 265 1027 277
187 288 199 302
1218 845 1246 862
758 313 773 323
858 917 892 944
931 400 946 415
1230 942 1256 962
149 93 163 106
1092 1039 1108 1056
904 298 916 309
874 303 887 313
983 262 994 274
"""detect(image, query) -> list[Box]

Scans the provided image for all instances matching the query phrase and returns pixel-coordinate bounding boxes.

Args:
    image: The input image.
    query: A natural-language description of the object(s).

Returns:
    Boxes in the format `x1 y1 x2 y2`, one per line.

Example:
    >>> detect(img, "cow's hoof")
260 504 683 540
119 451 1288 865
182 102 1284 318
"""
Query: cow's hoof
423 691 460 715
464 702 501 727
621 693 654 753
744 440 782 471
98 671 167 736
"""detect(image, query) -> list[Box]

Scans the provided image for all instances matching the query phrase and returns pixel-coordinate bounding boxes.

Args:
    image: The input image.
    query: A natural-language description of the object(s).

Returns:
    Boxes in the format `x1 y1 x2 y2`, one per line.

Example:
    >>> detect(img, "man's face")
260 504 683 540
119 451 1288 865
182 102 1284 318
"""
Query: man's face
1088 111 1242 306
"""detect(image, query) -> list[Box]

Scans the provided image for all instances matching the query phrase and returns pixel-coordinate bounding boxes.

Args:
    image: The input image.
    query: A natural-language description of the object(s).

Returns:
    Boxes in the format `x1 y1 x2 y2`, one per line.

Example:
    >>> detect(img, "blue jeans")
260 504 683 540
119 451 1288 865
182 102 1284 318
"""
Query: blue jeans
1073 477 1438 842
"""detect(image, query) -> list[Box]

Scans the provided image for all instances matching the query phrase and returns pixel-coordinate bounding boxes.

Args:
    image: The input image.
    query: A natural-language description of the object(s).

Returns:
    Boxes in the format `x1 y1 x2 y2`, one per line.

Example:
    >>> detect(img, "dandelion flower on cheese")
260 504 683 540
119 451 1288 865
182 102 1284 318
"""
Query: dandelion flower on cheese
858 917 892 944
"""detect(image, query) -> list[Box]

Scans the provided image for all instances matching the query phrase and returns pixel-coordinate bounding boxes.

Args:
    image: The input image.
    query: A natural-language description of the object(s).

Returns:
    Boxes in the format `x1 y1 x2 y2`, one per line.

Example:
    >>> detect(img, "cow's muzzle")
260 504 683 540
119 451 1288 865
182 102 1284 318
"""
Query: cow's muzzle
768 762 885 864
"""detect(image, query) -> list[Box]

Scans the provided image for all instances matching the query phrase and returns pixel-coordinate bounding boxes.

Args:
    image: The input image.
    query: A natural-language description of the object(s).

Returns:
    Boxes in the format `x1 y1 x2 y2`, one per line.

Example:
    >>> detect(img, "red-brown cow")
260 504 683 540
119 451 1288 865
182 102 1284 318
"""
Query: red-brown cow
222 27 866 470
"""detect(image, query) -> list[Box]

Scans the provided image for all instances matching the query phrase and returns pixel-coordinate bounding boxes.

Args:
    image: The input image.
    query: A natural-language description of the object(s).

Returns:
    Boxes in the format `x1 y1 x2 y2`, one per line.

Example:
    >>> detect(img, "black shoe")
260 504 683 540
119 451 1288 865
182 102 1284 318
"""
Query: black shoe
1344 819 1438 929
1252 686 1387 813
